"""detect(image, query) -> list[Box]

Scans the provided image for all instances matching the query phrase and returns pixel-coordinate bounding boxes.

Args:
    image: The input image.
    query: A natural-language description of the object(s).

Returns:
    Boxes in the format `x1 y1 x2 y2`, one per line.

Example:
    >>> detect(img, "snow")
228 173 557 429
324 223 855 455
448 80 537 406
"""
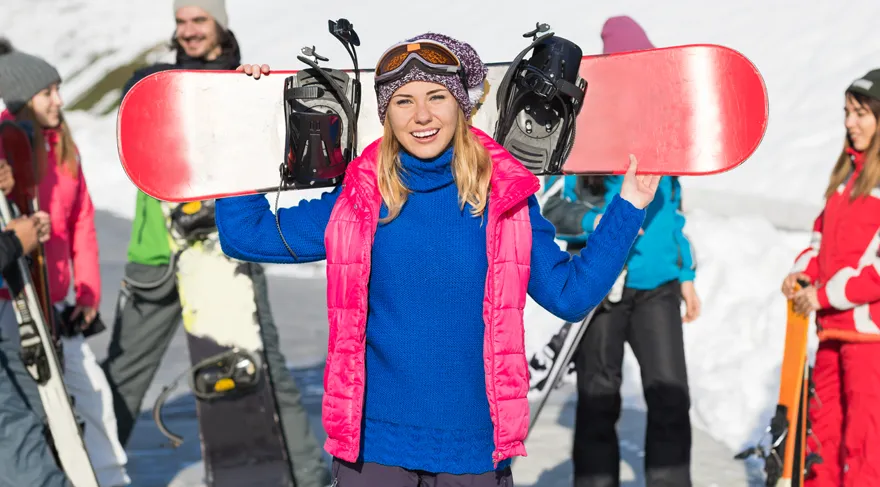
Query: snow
1 0 871 455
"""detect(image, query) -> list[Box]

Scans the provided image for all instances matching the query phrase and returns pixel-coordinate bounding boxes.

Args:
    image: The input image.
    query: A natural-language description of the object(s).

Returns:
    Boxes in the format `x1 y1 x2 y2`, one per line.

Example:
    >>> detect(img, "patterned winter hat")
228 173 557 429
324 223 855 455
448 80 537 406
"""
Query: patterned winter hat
375 32 488 124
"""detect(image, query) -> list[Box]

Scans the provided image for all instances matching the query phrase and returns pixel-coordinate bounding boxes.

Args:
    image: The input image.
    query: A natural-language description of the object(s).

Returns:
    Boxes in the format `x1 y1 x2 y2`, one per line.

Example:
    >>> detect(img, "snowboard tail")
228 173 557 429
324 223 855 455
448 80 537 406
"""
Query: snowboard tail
735 281 822 486
117 30 768 203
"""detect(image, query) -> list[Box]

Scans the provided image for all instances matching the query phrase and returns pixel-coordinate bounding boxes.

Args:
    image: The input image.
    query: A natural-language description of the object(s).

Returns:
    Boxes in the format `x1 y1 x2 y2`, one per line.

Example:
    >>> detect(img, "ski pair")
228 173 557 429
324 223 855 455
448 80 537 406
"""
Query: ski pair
0 120 99 486
736 280 823 486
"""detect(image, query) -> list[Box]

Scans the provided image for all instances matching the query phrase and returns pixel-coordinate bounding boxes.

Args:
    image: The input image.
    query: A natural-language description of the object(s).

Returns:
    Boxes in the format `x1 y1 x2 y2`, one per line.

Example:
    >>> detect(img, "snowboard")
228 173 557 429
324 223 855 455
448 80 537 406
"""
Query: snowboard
150 208 294 487
116 43 768 203
0 120 100 487
735 280 822 486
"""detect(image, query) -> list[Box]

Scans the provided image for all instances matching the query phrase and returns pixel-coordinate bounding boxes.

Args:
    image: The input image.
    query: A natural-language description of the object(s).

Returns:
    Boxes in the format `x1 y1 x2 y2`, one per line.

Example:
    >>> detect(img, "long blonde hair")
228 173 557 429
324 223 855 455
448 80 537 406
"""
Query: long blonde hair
376 111 492 223
825 91 880 201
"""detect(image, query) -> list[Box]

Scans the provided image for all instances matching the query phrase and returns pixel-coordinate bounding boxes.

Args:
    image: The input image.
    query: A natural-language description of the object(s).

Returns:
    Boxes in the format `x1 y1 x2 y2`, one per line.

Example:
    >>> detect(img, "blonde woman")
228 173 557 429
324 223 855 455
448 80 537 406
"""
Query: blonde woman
220 32 657 486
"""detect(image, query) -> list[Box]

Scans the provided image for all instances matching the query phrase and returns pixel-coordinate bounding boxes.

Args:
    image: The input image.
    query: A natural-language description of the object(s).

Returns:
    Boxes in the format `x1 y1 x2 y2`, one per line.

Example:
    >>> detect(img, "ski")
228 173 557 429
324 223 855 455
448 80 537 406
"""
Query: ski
0 120 99 487
735 279 822 486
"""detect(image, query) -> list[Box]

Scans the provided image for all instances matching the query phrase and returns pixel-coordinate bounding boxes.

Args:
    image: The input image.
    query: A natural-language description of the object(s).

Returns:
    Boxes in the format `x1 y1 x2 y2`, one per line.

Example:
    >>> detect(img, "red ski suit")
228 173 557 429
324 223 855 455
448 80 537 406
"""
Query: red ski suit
791 148 880 487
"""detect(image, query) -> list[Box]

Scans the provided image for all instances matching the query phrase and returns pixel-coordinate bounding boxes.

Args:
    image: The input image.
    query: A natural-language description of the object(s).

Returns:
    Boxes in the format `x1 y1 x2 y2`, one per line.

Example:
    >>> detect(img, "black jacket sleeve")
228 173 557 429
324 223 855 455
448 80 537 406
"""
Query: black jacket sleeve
542 195 591 238
0 230 23 272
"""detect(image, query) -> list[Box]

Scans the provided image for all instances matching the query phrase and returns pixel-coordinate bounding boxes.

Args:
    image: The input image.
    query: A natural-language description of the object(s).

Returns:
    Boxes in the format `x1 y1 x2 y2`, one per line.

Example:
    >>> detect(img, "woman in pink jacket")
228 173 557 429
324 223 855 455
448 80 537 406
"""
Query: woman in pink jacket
0 41 130 486
225 32 658 486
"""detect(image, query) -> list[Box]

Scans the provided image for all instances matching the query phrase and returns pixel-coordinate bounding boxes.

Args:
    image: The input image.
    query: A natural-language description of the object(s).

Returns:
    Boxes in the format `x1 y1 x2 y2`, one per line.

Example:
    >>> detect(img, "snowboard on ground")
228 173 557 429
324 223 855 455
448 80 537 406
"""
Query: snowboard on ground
735 280 822 486
116 32 768 202
0 120 100 487
150 215 294 487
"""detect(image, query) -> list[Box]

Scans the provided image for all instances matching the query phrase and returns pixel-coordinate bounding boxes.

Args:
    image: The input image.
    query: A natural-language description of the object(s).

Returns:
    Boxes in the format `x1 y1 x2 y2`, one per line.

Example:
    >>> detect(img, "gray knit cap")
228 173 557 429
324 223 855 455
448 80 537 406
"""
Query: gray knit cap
0 41 61 114
375 32 487 124
174 0 229 30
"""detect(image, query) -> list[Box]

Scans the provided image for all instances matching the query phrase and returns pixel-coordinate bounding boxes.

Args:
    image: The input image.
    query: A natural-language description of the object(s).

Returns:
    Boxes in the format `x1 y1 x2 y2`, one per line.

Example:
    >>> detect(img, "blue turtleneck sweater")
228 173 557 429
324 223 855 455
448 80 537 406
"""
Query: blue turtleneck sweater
214 146 645 475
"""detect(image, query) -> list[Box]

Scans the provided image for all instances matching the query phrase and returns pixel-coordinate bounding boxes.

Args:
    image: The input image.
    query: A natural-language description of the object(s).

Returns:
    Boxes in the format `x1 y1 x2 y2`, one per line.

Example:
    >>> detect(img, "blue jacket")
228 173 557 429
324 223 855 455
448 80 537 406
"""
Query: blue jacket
541 175 696 290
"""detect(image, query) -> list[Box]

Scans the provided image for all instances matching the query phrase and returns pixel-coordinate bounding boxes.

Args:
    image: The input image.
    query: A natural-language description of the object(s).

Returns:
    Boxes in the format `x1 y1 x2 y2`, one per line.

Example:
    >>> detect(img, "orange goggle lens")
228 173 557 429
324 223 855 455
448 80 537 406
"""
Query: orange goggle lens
375 41 461 77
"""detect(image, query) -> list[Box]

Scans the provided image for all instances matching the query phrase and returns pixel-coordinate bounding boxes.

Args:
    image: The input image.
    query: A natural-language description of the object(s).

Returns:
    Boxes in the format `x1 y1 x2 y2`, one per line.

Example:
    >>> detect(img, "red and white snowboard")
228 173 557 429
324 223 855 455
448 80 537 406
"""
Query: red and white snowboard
117 44 768 202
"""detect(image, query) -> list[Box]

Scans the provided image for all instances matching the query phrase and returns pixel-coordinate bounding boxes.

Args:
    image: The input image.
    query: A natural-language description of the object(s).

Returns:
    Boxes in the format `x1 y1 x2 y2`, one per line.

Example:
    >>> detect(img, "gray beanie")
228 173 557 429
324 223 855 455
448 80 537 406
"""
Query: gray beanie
0 40 62 114
173 0 229 30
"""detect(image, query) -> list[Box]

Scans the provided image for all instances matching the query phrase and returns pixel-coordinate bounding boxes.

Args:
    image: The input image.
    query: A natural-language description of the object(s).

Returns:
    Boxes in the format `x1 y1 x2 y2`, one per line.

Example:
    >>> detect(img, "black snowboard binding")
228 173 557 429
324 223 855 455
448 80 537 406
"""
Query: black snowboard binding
152 348 262 448
278 18 362 190
274 18 362 261
494 23 587 175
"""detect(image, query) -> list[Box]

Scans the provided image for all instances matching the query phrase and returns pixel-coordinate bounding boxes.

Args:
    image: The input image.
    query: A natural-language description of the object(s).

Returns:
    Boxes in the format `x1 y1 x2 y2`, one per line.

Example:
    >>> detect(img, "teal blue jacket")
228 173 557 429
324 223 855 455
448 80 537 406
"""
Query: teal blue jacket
541 175 696 290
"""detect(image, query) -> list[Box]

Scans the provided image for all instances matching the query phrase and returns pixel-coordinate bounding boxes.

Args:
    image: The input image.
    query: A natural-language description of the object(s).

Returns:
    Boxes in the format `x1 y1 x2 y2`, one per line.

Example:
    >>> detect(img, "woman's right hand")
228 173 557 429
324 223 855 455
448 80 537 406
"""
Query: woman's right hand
782 272 811 299
237 64 271 79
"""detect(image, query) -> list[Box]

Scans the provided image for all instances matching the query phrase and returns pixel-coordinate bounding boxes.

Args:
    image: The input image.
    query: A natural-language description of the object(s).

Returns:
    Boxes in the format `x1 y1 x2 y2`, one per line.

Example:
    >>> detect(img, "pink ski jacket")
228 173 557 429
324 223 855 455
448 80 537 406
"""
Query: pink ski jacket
0 110 101 308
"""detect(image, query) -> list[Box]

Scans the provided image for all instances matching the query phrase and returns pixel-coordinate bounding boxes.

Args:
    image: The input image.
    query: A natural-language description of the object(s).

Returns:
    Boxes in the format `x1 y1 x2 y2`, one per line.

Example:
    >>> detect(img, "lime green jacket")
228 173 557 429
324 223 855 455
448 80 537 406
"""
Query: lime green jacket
127 190 172 266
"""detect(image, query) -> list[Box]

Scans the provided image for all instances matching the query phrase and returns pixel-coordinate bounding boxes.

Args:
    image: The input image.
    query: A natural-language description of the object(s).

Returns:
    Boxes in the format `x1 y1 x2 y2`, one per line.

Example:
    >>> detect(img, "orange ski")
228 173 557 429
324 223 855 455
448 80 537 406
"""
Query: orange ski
736 280 821 486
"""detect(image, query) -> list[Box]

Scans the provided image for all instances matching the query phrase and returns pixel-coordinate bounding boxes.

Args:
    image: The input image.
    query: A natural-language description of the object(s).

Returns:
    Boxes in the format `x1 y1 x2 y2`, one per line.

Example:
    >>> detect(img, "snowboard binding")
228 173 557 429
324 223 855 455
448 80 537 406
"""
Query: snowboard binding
275 18 362 261
152 348 263 448
278 18 361 190
493 23 587 175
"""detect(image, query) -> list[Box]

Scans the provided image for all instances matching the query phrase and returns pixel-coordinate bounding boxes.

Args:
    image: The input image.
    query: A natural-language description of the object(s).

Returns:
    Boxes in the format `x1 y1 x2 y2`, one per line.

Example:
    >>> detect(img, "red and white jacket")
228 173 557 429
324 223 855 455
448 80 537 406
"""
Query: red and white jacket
792 148 880 342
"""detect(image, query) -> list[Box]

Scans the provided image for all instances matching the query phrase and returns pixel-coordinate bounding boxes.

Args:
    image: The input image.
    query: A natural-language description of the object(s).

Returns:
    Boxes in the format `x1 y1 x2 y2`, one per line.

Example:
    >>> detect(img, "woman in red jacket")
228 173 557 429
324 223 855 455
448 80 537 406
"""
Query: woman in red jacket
783 68 880 487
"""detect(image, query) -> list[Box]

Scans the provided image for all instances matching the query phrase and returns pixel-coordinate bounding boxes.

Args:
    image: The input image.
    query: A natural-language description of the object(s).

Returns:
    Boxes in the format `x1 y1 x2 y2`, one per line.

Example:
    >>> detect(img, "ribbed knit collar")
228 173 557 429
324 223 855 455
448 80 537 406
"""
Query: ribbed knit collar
399 146 455 192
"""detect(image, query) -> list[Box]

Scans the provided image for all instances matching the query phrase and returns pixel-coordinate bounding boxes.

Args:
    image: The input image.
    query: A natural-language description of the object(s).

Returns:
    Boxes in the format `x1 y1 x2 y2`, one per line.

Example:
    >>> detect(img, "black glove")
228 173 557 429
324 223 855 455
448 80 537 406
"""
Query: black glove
170 200 216 241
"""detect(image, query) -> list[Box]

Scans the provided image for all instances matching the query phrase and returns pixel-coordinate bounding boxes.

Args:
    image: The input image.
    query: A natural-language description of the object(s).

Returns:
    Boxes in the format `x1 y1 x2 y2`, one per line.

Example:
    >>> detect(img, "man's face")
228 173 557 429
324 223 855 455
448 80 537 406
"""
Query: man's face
174 6 220 59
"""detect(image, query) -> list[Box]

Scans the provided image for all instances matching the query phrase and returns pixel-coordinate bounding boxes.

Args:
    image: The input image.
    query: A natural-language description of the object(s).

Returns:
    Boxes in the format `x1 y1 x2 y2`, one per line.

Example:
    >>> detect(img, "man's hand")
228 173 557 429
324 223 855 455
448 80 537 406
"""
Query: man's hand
237 64 271 79
0 159 14 195
5 215 41 254
681 280 701 323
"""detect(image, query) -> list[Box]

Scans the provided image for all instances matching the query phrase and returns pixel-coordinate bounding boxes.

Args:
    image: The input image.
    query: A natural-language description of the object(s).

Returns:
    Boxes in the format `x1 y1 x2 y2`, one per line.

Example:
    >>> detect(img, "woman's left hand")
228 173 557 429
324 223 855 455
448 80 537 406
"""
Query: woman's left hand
70 305 97 326
619 154 660 210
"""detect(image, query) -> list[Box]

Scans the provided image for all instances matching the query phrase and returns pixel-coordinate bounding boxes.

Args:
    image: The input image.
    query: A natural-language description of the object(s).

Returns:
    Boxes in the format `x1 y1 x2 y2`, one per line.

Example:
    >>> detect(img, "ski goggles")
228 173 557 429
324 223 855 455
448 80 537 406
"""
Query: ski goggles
375 40 468 88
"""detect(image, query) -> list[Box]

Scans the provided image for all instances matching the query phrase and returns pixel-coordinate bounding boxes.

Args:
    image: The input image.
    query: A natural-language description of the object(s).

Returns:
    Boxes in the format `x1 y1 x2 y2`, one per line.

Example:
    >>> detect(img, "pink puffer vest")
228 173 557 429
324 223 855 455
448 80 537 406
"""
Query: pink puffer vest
322 126 541 467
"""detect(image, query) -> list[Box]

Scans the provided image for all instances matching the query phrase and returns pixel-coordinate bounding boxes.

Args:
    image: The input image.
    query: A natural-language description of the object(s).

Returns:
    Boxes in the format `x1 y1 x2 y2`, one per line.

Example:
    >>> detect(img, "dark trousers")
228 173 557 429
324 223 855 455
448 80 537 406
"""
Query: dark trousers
330 458 513 487
572 279 692 487
101 261 330 487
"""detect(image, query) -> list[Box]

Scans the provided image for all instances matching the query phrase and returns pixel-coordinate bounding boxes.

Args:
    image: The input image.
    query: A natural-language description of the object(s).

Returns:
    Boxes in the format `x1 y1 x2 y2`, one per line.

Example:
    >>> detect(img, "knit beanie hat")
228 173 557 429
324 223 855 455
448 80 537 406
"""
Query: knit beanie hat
847 69 880 102
0 39 62 114
173 0 229 30
375 33 487 124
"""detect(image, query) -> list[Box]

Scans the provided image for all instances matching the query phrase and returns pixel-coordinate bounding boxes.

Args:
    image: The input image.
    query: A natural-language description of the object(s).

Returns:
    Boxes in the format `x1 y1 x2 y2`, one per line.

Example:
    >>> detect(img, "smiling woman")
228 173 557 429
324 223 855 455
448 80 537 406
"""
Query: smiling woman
217 31 659 487
783 68 880 486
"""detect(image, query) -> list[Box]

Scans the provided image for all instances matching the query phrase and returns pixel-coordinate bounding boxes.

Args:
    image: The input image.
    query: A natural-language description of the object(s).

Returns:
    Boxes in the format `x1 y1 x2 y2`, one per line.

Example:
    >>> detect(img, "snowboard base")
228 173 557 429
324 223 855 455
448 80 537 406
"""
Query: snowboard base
161 235 294 487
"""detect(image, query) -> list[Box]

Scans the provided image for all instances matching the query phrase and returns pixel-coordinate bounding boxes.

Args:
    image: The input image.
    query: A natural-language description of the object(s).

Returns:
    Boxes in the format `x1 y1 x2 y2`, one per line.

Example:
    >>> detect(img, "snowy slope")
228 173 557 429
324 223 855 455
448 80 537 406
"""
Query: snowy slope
1 0 871 454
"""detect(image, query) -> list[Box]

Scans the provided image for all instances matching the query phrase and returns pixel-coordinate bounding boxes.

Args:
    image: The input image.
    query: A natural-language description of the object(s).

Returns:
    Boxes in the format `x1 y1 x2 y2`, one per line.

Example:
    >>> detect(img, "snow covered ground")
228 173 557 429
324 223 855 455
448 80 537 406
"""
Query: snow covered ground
1 0 874 457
